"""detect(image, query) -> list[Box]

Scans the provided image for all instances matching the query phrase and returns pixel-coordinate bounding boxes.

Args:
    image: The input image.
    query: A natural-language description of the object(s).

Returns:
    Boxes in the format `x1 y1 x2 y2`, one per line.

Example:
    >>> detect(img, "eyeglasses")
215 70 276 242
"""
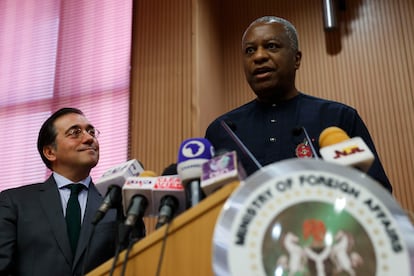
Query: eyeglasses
65 127 100 139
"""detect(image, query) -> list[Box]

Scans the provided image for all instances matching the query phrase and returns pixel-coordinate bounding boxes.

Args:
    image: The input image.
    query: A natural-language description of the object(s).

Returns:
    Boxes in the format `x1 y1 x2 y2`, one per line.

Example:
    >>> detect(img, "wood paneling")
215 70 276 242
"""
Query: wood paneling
129 0 194 175
130 0 414 213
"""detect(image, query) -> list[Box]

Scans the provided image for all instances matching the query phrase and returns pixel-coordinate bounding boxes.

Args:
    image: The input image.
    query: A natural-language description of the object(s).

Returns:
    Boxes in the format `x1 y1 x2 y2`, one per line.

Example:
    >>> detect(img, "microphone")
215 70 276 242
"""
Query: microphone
139 170 158 177
319 126 375 172
95 159 144 195
92 159 144 225
201 150 246 196
176 138 214 208
161 163 178 175
292 126 320 159
119 172 157 244
220 120 262 170
153 175 185 229
122 172 157 218
124 195 148 227
93 186 123 226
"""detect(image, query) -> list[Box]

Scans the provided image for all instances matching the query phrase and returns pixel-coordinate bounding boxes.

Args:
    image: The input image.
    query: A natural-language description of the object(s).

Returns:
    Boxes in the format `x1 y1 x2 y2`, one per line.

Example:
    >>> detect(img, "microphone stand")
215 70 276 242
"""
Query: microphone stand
185 179 205 209
155 221 172 276
220 120 262 170
301 127 320 160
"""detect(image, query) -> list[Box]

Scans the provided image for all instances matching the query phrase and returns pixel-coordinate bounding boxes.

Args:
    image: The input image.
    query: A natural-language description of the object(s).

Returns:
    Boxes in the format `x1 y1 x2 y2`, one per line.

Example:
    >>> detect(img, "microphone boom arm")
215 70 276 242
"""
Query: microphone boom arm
220 120 262 170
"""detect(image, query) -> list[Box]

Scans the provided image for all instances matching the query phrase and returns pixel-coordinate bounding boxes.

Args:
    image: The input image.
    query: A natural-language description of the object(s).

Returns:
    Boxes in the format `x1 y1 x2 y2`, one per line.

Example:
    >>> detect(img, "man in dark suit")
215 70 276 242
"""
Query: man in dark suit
0 107 118 275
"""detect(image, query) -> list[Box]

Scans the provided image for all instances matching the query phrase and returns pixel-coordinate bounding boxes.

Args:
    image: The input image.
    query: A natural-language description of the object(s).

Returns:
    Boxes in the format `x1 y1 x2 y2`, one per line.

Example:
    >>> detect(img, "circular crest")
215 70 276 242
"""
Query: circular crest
213 159 414 275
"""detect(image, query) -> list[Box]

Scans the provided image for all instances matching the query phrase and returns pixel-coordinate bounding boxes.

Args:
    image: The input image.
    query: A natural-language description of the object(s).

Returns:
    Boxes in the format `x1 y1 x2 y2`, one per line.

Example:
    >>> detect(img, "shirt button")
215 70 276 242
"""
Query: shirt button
269 137 276 142
270 119 276 123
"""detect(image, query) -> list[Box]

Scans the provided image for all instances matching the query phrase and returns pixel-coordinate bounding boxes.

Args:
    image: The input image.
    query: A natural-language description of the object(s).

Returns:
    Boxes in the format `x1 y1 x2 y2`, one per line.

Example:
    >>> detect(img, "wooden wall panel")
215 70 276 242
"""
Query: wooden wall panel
129 0 194 175
129 0 414 214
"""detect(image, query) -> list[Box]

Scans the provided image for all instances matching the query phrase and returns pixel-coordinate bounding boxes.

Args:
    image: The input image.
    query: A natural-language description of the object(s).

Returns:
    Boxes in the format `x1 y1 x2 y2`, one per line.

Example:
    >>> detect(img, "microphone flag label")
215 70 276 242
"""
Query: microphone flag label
333 145 365 159
319 137 374 171
202 152 235 181
154 176 184 191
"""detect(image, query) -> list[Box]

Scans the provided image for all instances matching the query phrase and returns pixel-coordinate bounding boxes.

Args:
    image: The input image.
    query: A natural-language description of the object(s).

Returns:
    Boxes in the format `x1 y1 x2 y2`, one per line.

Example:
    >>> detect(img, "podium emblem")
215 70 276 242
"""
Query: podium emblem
213 159 414 275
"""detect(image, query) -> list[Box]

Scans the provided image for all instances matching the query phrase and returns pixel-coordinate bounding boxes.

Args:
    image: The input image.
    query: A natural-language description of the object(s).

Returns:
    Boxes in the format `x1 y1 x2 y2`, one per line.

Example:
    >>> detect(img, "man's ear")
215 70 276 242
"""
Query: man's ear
295 50 302 70
43 145 57 162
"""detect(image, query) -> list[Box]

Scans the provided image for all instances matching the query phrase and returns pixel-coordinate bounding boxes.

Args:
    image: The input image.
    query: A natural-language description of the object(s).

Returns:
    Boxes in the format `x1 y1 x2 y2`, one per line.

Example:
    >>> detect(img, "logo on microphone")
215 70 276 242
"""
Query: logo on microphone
333 145 365 159
181 140 206 158
209 155 231 171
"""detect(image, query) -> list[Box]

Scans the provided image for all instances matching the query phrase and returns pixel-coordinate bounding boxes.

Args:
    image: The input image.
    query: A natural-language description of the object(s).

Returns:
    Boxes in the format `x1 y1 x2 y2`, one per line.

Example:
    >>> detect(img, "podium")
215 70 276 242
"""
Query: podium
88 159 414 275
87 181 239 276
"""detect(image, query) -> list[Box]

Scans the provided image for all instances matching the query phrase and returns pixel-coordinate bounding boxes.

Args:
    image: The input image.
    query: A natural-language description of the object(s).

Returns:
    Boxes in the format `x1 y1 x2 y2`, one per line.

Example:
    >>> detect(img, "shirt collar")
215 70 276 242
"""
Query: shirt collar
53 172 90 190
255 92 302 109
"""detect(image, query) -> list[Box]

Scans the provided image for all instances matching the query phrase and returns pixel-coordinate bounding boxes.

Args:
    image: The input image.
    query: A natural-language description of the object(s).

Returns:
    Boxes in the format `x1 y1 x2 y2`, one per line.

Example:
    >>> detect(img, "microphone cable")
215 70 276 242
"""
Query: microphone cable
120 233 141 276
120 236 138 276
119 219 146 276
109 234 123 276
109 205 127 276
155 220 173 276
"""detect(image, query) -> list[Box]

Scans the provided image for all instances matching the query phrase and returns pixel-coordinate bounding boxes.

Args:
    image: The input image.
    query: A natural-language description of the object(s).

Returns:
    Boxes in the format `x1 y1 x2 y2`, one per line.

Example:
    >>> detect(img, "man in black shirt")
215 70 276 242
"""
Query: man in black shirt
205 16 392 193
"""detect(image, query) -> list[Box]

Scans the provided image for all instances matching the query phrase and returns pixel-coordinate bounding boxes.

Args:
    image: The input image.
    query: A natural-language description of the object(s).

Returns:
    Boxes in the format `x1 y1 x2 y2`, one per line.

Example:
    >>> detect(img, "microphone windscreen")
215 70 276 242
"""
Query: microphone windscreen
177 138 214 184
319 126 350 148
319 127 374 172
161 163 178 176
139 170 158 177
177 138 214 163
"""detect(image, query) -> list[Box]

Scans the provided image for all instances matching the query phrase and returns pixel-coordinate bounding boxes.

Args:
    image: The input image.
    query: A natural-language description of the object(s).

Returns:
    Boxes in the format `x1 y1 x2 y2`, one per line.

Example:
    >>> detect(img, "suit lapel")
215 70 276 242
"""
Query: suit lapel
38 176 73 264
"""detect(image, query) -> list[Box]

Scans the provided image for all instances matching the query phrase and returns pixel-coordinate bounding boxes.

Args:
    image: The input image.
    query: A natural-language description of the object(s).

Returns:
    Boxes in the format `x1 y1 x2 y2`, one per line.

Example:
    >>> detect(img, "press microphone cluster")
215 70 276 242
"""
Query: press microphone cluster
93 159 144 225
318 126 375 172
122 173 186 231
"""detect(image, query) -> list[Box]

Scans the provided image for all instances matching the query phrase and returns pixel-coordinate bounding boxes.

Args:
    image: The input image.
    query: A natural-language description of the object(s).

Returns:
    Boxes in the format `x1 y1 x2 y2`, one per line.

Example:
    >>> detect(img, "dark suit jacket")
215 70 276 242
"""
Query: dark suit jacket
0 176 118 276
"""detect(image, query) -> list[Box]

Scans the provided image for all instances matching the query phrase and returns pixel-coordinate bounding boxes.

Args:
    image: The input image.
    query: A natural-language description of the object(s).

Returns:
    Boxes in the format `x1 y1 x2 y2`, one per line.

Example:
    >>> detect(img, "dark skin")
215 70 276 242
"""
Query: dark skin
242 22 302 104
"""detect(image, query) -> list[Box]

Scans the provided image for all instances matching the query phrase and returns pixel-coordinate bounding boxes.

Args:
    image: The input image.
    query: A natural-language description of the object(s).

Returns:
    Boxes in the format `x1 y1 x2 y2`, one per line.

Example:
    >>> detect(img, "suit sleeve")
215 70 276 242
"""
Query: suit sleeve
349 112 393 193
0 191 17 275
